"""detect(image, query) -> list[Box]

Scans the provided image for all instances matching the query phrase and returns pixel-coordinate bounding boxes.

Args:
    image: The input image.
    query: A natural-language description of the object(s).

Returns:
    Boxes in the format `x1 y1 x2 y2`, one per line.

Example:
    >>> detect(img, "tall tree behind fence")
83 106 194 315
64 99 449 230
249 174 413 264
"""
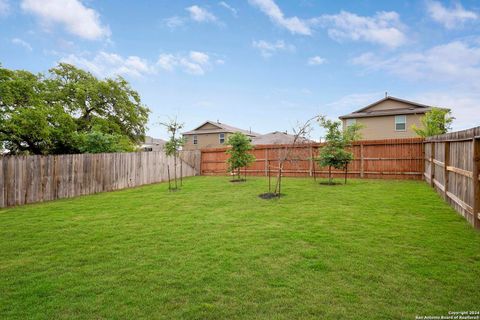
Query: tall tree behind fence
0 150 200 208
201 138 425 180
424 127 480 229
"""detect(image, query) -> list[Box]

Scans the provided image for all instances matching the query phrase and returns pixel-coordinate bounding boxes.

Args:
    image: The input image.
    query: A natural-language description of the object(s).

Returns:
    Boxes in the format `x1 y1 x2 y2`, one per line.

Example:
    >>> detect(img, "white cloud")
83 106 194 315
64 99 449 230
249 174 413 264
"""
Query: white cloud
11 38 33 51
21 0 110 40
311 11 406 48
163 16 185 29
426 0 478 29
157 51 218 75
186 5 217 23
61 51 154 77
248 0 311 35
307 56 326 65
252 40 295 57
219 1 237 17
189 51 210 65
248 1 406 47
351 41 480 88
0 0 10 16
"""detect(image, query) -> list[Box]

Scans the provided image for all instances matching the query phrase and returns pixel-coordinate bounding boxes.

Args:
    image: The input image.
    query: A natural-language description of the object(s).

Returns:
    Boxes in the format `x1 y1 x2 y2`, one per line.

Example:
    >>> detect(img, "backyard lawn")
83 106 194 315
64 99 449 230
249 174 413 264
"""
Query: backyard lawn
1 177 479 319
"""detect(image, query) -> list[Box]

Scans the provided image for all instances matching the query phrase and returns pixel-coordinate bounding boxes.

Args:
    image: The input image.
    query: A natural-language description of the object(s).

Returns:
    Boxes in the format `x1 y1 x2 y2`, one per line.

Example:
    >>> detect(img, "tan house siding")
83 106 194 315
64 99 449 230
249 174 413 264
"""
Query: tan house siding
343 114 423 140
184 133 230 150
182 121 259 150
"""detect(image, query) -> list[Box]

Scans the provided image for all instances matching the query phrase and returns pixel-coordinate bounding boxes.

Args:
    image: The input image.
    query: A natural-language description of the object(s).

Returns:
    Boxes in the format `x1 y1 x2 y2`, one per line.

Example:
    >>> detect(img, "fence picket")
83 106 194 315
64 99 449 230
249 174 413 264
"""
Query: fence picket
0 151 200 208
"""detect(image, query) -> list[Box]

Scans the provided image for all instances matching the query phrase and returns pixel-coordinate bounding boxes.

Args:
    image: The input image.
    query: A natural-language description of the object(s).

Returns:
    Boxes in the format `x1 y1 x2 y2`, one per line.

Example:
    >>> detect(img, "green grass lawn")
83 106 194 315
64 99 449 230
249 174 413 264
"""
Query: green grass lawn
1 177 479 319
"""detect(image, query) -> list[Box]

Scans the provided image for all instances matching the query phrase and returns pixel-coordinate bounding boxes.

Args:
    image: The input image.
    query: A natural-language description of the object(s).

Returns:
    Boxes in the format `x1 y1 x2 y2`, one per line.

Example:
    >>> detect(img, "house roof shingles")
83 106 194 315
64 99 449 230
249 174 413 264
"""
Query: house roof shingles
183 121 260 136
339 96 436 119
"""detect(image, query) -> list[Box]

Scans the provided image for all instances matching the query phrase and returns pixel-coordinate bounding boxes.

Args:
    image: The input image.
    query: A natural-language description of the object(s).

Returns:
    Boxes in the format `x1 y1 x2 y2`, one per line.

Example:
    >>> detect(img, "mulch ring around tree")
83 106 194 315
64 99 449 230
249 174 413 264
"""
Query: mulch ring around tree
230 179 247 183
258 192 283 199
318 181 343 186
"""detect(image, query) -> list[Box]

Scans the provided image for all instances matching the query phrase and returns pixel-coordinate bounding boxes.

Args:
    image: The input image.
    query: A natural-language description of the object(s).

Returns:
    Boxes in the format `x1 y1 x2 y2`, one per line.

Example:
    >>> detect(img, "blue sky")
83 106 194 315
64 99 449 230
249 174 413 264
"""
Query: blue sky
1 0 479 140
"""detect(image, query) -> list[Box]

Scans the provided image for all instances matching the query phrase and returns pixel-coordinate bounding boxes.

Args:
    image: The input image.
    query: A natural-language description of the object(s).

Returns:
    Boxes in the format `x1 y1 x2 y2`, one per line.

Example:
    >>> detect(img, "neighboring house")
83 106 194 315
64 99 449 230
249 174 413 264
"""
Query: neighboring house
339 96 440 140
252 131 313 145
139 136 166 152
183 120 259 150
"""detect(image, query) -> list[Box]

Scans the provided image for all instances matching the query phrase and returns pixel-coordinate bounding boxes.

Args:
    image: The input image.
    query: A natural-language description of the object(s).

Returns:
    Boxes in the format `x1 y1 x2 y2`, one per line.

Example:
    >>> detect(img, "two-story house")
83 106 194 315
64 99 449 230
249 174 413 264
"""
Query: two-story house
182 121 259 150
339 96 442 140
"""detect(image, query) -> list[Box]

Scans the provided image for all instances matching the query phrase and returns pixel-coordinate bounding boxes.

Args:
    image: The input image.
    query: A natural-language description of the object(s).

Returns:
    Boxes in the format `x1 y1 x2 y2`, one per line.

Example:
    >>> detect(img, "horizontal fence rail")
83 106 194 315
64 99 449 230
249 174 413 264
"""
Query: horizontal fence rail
200 138 425 180
424 126 480 229
0 150 200 208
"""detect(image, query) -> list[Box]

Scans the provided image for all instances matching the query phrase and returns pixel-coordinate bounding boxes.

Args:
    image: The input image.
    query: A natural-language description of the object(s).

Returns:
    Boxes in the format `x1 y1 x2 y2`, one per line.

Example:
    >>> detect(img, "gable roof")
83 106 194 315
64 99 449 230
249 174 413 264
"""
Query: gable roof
252 131 313 145
183 120 260 136
339 96 436 119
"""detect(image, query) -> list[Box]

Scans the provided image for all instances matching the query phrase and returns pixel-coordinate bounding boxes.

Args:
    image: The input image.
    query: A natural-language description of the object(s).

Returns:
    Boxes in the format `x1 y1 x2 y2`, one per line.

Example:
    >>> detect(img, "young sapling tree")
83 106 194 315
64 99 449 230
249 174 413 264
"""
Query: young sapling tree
261 116 317 198
160 118 186 191
225 132 255 181
316 116 362 184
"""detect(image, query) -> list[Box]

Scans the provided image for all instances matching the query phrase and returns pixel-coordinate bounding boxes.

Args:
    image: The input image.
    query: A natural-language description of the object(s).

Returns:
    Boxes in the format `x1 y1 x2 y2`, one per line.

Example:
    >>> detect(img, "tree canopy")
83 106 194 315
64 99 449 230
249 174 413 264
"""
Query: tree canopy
412 107 454 138
0 63 150 155
316 116 362 183
226 132 255 180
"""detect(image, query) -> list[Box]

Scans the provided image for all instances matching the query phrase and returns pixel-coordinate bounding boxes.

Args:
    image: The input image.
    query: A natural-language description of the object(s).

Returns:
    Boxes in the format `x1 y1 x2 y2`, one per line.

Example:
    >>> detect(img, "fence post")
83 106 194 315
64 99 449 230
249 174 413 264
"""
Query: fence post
360 143 364 178
430 142 435 187
473 137 480 229
443 141 450 200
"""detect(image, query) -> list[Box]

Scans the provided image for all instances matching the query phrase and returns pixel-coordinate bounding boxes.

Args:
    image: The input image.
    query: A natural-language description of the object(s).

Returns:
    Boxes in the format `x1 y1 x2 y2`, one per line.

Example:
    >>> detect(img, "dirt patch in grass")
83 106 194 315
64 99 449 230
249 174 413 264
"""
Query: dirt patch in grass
258 192 281 199
318 181 343 186
230 179 247 183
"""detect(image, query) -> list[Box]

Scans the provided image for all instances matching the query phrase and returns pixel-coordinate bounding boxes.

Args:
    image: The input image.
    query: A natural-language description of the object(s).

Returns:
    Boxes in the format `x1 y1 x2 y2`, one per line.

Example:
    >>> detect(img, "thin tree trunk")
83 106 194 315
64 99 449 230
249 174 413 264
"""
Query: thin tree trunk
174 154 178 190
167 165 171 191
180 155 183 187
313 160 316 182
329 166 332 184
268 160 271 192
244 166 247 181
278 166 282 196
344 164 348 184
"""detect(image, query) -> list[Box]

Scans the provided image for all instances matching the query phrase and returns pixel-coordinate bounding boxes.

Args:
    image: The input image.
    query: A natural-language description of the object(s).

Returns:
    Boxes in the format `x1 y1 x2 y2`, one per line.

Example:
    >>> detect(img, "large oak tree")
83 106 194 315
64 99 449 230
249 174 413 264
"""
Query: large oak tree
0 63 150 155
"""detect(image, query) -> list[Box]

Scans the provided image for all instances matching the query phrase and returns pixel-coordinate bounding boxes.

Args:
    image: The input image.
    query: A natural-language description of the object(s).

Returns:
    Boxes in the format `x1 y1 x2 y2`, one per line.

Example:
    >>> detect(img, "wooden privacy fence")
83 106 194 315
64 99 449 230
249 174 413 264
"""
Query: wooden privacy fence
201 138 424 180
424 127 480 229
0 150 200 208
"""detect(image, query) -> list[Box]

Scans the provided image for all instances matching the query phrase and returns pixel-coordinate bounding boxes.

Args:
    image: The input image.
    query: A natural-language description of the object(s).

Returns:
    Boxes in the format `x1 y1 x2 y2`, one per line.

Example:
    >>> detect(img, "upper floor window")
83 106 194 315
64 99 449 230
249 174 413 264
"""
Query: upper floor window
395 115 406 131
193 135 198 145
219 133 225 144
346 119 356 127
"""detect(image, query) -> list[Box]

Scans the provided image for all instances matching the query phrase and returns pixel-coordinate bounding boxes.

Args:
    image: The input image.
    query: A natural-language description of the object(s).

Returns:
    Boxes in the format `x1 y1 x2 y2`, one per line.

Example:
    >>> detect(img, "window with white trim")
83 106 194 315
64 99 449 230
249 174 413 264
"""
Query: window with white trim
346 119 356 127
219 133 225 144
193 135 198 145
395 115 406 131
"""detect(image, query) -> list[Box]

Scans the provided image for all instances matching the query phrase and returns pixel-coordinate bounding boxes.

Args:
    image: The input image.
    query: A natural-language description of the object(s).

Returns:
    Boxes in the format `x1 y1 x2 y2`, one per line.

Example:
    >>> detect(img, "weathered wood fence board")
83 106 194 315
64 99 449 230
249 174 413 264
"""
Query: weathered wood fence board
201 138 425 180
424 126 480 229
0 150 200 208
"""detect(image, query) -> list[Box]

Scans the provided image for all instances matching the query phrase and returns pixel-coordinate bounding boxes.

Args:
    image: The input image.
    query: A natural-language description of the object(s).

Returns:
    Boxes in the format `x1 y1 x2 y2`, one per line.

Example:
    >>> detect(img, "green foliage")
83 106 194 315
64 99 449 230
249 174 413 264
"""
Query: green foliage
412 107 454 137
225 132 255 178
0 63 150 155
75 130 135 154
316 116 362 182
161 119 185 158
160 118 185 190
